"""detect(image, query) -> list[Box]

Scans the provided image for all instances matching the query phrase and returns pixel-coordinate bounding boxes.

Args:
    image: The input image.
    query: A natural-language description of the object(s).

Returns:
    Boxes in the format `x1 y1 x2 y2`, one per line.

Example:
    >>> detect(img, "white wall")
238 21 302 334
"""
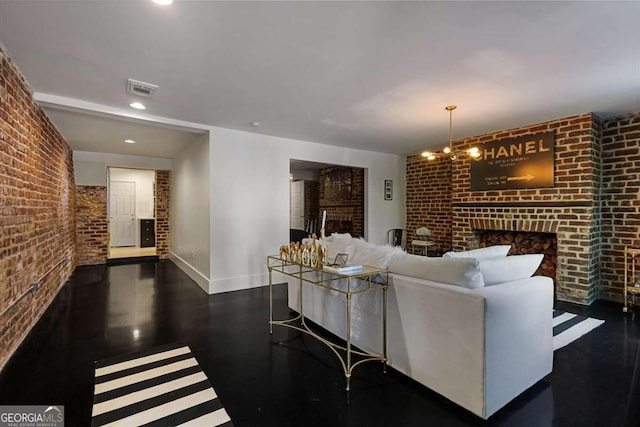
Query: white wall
109 168 155 219
291 169 318 181
169 134 211 291
207 127 405 294
73 151 172 186
74 151 173 173
75 160 107 186
108 167 155 247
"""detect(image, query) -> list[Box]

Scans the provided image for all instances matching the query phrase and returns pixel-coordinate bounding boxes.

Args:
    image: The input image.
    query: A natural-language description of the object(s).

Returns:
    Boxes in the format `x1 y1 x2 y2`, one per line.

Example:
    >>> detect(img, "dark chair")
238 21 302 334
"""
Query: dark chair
386 229 406 249
289 228 308 243
304 219 318 235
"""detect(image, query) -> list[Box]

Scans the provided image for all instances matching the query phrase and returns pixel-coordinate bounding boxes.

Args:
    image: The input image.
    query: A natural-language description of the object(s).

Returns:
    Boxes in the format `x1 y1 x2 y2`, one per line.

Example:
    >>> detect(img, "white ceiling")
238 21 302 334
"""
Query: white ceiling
41 106 204 158
1 1 639 157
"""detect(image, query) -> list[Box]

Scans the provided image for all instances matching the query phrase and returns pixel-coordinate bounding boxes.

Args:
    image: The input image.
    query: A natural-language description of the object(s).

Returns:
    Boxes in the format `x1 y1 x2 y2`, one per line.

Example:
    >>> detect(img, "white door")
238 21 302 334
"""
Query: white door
110 181 136 247
290 180 305 230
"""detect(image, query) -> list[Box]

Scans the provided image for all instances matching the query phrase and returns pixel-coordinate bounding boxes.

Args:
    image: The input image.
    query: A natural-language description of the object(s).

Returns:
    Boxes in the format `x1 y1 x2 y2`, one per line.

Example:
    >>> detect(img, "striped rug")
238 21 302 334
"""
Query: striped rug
553 310 604 351
91 343 233 427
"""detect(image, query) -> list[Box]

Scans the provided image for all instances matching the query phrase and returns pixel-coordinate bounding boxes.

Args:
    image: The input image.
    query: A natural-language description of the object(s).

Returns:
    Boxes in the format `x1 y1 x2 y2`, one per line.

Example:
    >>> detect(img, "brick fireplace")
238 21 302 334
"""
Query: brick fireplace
474 228 557 281
408 113 605 304
459 213 595 302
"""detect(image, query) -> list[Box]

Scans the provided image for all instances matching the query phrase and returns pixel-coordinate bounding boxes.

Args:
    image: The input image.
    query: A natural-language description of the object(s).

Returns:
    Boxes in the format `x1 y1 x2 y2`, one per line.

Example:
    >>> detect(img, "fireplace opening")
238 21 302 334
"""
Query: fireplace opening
474 230 557 283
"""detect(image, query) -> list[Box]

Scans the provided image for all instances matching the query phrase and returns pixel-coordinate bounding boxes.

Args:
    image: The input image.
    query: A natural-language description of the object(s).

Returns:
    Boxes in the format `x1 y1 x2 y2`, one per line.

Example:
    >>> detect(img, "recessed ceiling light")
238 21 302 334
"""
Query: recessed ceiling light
152 0 174 5
130 102 146 110
251 122 260 127
124 139 136 144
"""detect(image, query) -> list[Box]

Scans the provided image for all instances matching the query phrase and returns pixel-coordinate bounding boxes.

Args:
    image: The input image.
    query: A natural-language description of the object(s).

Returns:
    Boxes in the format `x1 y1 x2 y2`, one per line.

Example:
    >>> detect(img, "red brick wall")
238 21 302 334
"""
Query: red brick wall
600 112 640 301
318 166 364 238
450 114 600 205
155 170 170 259
407 113 603 304
76 186 108 265
0 48 76 370
406 155 452 253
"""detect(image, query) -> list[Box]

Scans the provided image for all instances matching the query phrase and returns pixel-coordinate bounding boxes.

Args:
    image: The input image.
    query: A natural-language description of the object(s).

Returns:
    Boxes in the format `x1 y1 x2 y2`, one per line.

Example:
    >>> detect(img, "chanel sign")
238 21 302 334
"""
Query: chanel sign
470 131 555 191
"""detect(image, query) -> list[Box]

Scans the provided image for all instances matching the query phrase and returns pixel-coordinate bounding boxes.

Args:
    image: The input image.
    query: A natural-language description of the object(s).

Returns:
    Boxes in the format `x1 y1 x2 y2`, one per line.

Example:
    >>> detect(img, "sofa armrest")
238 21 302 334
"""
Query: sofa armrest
473 276 554 417
387 273 488 417
388 273 553 419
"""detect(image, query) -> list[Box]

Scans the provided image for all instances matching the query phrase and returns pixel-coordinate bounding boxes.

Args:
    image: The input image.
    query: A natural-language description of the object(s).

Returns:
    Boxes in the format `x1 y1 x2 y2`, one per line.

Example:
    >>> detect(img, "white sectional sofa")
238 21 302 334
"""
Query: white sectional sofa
285 234 553 419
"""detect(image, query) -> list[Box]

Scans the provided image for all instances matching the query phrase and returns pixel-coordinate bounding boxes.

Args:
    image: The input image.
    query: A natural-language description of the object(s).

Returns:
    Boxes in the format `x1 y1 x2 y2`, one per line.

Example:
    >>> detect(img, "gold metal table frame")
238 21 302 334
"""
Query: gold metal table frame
267 255 388 391
624 247 640 312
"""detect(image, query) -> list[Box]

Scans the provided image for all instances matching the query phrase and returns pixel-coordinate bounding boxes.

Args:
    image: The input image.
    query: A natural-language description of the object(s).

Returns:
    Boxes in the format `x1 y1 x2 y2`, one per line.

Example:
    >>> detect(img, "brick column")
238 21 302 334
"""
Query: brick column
75 186 108 265
155 170 170 259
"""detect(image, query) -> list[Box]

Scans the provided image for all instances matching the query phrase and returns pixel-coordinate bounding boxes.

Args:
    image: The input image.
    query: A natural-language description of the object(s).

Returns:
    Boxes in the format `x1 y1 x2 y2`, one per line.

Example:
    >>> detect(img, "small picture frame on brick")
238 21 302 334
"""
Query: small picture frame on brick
384 180 393 201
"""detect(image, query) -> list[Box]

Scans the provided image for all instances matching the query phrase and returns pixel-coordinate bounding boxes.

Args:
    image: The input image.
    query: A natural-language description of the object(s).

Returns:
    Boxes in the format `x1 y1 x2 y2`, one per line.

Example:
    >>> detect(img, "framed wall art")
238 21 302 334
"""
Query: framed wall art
324 168 352 199
384 180 393 201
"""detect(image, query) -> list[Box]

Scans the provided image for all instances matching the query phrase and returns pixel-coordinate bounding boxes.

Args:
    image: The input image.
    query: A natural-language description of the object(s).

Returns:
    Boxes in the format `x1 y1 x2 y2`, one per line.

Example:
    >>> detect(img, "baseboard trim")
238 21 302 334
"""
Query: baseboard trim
168 252 210 293
106 255 159 265
168 253 270 294
208 273 268 294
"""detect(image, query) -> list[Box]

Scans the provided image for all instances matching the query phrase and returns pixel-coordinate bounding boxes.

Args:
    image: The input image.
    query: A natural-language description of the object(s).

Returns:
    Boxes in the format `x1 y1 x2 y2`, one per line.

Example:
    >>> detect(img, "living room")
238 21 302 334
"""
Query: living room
1 1 639 426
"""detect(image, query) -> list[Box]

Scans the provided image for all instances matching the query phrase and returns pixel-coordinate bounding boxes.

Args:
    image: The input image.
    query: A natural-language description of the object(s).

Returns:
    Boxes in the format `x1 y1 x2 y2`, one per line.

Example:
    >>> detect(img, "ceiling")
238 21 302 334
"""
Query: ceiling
41 106 205 158
1 1 639 157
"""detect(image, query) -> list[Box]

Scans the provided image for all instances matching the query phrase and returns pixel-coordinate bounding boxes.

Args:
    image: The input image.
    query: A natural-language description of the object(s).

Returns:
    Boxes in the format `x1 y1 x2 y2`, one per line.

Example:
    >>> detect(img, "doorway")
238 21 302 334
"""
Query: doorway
107 167 157 259
289 160 366 240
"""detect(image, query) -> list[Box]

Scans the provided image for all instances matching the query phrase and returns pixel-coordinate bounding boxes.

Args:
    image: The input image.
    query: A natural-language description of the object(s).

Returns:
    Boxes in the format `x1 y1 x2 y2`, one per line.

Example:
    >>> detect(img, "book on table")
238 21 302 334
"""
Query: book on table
323 264 364 274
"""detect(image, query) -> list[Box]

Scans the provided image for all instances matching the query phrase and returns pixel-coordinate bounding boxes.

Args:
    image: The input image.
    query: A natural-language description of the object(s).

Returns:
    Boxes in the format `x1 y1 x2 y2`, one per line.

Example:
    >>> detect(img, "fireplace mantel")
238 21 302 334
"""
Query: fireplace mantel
453 201 592 208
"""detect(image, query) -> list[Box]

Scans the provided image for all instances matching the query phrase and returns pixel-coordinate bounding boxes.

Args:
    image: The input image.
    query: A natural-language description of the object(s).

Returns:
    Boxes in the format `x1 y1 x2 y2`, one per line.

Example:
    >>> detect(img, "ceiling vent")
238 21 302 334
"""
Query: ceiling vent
126 79 159 98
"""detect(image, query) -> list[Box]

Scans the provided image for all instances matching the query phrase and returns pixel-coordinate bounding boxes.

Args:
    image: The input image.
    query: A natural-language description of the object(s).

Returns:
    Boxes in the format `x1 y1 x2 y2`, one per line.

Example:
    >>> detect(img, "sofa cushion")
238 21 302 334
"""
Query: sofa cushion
479 254 544 286
388 253 484 289
442 245 511 260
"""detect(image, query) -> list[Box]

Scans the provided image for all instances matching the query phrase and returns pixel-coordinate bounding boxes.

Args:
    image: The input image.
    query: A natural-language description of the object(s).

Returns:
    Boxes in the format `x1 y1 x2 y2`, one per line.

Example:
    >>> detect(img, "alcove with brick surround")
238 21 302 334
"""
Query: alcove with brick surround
318 166 364 238
75 170 171 265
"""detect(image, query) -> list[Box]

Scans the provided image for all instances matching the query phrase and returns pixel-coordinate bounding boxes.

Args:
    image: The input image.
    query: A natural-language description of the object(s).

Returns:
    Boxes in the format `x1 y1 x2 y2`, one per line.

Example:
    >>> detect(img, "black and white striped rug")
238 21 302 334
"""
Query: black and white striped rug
91 343 233 427
553 310 604 351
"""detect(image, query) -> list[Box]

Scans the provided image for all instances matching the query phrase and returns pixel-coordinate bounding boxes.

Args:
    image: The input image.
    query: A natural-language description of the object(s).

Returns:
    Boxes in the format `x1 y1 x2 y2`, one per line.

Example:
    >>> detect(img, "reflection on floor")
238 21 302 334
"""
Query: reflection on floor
1 261 639 426
109 246 157 259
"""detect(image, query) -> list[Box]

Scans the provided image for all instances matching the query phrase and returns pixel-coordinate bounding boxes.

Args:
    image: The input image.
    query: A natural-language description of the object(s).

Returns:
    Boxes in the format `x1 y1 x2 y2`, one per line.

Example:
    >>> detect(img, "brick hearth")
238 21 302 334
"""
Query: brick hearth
475 228 557 281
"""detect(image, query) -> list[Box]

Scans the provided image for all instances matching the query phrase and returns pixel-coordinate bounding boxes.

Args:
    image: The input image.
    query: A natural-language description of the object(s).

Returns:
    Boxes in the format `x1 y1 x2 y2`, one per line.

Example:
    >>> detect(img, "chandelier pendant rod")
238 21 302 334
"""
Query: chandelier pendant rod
446 105 456 153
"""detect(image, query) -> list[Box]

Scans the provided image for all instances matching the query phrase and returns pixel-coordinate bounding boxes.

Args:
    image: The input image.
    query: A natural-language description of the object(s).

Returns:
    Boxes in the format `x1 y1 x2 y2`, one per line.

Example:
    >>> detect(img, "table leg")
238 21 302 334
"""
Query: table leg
299 264 304 324
625 249 629 312
346 291 352 391
269 266 273 333
383 282 388 373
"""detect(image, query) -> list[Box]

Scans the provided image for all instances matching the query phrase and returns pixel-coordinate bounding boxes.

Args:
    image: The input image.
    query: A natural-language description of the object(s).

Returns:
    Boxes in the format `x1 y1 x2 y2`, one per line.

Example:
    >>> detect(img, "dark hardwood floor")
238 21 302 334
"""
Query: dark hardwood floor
0 261 639 426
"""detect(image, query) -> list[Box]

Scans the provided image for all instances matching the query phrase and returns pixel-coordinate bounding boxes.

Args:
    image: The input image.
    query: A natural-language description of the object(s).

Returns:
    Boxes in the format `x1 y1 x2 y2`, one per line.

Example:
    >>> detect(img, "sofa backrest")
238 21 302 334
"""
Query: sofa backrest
388 253 484 289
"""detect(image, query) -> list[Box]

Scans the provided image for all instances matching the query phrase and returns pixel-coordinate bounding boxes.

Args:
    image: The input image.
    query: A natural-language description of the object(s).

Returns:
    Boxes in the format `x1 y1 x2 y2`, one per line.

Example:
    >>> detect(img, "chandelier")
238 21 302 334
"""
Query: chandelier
421 105 480 161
